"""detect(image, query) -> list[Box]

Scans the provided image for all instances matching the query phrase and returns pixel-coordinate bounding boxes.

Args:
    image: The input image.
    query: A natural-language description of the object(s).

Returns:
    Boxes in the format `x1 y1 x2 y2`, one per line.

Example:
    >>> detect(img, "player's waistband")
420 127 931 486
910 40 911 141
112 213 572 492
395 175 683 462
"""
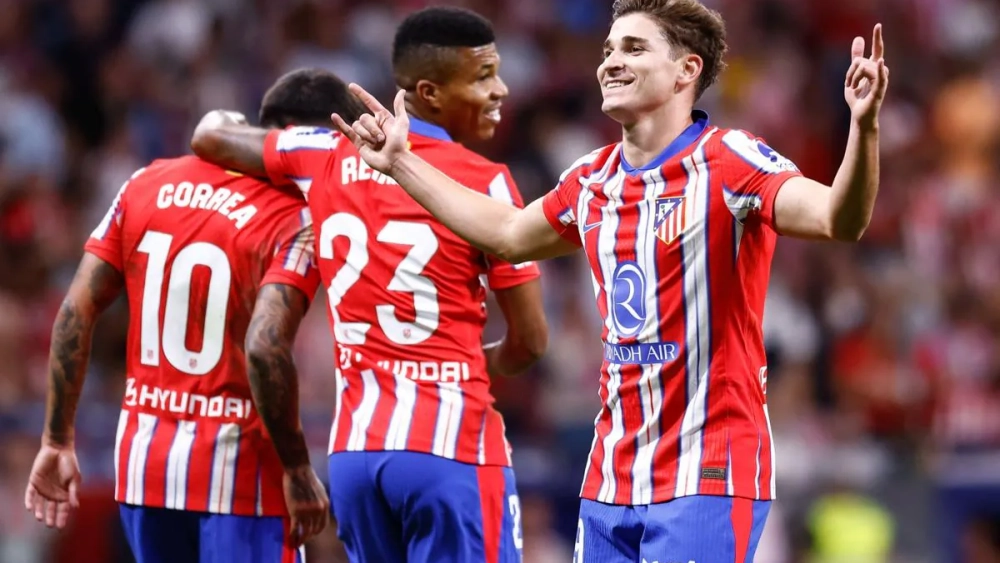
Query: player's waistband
603 341 681 365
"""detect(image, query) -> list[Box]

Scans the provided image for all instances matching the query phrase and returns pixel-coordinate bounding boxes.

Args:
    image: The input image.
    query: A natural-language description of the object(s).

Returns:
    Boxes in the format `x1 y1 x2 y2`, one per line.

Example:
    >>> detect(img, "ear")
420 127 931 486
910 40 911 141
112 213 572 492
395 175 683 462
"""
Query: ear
415 79 444 111
675 53 704 92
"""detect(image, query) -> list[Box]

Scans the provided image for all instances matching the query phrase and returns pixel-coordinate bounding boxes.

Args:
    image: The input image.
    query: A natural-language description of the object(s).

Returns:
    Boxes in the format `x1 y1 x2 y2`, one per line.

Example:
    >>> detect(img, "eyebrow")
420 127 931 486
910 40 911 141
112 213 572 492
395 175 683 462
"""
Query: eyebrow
603 36 651 50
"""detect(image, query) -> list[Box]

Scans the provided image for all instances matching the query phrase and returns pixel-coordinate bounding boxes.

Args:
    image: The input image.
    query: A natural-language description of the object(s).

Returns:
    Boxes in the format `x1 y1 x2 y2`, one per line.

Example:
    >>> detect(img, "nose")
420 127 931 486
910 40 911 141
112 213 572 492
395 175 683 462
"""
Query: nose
599 51 624 79
493 75 509 99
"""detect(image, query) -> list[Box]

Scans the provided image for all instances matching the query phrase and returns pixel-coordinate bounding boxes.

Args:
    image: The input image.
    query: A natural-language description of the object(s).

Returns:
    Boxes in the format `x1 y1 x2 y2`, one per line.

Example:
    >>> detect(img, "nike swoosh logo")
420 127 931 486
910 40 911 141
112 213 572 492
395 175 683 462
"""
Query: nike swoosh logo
583 221 602 233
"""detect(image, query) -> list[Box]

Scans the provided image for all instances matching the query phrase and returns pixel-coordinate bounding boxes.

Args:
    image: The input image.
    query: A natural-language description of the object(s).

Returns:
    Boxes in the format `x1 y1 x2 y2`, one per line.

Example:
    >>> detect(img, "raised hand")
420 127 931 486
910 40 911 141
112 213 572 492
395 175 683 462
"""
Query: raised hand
331 84 410 175
844 24 889 130
283 465 330 548
25 443 81 529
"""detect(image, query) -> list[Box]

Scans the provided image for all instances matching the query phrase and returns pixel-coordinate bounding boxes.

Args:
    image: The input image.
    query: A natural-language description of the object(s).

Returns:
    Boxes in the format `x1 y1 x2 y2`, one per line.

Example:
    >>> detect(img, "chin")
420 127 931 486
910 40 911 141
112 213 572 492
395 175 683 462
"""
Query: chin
476 123 498 140
601 100 636 124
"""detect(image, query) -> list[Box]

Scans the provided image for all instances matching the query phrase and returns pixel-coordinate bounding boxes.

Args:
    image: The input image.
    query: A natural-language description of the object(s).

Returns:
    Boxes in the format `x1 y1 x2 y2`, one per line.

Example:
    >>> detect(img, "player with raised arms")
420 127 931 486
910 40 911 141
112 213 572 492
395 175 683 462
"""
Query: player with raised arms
190 7 547 563
25 68 367 562
331 0 889 561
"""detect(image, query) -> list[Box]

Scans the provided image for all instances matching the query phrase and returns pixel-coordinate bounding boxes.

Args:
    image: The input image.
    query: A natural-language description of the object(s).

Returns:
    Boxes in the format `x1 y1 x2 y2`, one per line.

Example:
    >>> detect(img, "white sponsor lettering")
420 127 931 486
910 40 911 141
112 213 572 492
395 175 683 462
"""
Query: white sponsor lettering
124 378 252 420
375 359 470 382
156 182 258 229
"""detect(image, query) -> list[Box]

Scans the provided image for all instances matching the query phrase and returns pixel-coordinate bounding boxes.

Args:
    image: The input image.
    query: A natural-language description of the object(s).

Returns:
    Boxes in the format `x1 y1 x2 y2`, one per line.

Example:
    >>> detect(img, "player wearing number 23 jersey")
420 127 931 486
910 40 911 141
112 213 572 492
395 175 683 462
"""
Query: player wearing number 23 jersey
192 9 548 563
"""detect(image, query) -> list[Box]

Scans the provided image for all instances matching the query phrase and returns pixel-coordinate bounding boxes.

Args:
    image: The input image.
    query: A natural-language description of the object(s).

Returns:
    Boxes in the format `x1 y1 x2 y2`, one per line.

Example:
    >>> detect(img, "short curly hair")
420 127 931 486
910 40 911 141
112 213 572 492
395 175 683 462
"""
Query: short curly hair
391 7 496 88
612 0 728 100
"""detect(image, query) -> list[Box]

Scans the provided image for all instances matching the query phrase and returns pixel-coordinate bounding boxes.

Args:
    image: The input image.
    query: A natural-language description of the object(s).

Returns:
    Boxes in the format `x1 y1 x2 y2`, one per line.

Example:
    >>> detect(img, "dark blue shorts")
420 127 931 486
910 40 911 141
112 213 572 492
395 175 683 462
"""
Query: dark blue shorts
328 451 522 563
573 496 771 563
119 504 304 563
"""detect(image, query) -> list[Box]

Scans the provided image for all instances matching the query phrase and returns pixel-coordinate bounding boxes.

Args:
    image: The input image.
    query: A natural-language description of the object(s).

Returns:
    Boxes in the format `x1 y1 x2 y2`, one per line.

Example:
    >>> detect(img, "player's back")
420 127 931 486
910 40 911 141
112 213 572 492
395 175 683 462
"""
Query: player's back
86 155 315 516
264 122 539 466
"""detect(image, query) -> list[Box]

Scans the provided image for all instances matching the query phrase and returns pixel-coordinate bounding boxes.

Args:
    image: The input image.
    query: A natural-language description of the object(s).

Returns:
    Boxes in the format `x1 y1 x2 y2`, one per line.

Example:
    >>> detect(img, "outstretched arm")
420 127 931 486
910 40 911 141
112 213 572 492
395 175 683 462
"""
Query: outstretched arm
190 110 269 178
245 283 329 546
331 87 577 264
773 24 889 242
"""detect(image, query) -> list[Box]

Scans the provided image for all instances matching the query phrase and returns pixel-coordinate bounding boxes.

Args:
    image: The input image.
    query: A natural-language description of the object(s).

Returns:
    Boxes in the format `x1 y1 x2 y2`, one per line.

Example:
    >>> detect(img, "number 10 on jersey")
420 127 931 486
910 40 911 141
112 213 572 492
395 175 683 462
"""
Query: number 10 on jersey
137 230 231 376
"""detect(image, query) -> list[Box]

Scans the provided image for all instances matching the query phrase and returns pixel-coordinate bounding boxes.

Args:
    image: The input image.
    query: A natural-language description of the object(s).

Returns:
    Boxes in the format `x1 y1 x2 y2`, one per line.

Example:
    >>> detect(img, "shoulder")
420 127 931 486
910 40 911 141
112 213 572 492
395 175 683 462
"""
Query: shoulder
557 143 618 186
272 126 343 152
708 128 799 173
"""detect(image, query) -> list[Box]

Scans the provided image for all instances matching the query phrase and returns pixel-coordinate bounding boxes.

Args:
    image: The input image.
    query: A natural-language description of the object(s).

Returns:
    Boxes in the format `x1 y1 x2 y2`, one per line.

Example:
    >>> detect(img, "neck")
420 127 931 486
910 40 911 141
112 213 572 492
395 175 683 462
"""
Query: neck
404 96 453 139
620 100 694 168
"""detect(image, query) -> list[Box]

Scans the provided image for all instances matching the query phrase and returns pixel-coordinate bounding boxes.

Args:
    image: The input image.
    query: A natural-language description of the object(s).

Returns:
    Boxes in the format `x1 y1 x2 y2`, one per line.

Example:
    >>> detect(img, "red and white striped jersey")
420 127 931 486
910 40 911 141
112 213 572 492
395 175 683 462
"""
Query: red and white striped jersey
262 119 540 467
541 112 801 505
86 156 320 516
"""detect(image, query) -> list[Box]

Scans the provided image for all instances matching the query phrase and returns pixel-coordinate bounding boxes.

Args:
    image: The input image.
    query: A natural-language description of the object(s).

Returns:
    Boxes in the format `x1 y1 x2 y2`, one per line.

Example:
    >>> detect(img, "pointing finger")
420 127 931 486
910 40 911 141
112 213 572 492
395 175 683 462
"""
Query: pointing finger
348 83 388 117
871 23 884 60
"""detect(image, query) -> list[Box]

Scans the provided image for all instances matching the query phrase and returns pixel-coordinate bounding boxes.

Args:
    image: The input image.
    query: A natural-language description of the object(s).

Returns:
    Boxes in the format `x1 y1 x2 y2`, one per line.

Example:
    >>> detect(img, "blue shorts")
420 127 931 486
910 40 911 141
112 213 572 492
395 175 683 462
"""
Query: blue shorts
328 451 522 563
119 504 305 563
573 496 770 563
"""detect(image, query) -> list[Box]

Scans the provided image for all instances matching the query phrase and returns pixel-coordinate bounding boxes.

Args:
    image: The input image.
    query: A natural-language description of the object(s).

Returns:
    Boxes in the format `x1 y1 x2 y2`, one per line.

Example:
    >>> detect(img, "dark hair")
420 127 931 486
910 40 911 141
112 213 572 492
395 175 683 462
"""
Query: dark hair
391 7 495 87
612 0 728 100
259 68 367 128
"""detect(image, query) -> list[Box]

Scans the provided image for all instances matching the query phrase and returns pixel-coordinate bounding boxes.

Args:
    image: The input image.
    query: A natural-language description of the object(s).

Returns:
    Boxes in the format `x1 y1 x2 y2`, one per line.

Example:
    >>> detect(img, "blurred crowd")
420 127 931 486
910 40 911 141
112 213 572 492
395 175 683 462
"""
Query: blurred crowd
1 0 999 561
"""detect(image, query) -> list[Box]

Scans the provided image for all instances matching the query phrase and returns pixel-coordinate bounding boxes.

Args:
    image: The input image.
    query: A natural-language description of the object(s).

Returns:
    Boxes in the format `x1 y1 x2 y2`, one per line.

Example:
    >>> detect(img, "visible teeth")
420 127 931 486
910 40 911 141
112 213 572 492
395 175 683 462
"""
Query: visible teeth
606 81 628 89
486 109 501 122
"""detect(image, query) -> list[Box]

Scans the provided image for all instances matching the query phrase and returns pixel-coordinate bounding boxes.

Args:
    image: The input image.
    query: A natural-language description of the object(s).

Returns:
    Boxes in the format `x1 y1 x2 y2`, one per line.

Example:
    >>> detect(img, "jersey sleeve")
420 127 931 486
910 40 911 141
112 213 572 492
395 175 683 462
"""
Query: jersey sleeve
262 126 341 200
481 167 541 290
716 129 803 230
261 207 321 300
541 166 584 247
84 167 146 271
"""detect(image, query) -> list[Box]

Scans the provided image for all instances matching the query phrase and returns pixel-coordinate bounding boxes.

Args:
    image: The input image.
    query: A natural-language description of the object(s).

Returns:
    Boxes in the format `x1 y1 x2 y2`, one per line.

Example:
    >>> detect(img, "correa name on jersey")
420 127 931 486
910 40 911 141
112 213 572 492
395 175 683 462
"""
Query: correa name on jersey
155 181 258 229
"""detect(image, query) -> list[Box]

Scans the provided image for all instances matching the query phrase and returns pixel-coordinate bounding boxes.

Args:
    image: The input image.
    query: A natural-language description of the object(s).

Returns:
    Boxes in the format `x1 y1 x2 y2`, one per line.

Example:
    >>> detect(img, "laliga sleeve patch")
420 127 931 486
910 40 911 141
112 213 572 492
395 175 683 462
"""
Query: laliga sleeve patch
721 130 799 174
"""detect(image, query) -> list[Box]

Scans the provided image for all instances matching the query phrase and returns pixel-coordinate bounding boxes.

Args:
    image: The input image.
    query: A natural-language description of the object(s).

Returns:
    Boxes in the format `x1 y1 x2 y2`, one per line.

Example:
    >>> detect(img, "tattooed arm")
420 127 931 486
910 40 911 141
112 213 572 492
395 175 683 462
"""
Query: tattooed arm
190 111 268 178
27 252 123 528
245 283 329 545
45 253 124 446
245 283 312 469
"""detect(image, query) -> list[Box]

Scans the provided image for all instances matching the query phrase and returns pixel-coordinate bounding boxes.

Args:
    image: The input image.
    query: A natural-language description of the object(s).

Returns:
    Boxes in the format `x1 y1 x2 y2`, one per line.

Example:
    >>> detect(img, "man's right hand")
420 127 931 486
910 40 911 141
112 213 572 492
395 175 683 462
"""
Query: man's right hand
331 85 410 175
283 465 330 548
25 442 81 529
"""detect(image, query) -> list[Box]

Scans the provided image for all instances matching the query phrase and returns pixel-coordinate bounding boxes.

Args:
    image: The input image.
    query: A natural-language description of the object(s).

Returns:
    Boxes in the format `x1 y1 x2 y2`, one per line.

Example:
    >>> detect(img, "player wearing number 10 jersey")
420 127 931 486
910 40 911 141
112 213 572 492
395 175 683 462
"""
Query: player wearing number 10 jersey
191 8 547 563
25 70 369 562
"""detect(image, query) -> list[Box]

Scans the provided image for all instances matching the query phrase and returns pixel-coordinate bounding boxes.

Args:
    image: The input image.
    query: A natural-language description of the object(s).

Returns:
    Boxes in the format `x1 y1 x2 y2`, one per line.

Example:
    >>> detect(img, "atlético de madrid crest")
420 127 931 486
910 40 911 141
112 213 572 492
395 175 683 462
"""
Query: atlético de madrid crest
653 195 687 244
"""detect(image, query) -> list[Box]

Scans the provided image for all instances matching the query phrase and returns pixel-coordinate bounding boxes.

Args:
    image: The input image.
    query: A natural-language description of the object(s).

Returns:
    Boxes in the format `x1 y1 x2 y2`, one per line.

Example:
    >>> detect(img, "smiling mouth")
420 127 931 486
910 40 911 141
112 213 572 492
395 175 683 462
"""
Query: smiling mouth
604 80 633 90
485 108 501 123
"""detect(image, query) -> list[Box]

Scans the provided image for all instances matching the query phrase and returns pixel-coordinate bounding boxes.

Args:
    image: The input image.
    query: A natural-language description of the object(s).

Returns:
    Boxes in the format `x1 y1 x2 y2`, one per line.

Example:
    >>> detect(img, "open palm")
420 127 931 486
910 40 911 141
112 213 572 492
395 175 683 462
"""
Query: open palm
844 24 889 130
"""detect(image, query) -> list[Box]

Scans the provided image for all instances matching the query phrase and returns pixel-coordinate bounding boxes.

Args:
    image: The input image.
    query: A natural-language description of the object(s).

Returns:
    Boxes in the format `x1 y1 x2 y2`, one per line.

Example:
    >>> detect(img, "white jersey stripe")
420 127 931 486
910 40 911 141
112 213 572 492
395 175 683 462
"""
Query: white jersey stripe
764 404 777 498
165 420 196 509
329 368 346 453
477 413 487 465
631 169 667 505
256 469 263 516
385 376 417 450
347 370 379 451
113 410 130 500
676 132 716 497
432 382 465 459
208 423 240 514
126 413 158 505
596 168 627 504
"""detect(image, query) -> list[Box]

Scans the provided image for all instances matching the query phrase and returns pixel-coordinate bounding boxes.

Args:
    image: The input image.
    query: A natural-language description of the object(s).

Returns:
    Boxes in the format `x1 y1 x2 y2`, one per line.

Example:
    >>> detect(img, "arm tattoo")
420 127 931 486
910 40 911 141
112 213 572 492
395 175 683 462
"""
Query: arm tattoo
45 254 124 445
246 284 312 470
192 126 269 178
